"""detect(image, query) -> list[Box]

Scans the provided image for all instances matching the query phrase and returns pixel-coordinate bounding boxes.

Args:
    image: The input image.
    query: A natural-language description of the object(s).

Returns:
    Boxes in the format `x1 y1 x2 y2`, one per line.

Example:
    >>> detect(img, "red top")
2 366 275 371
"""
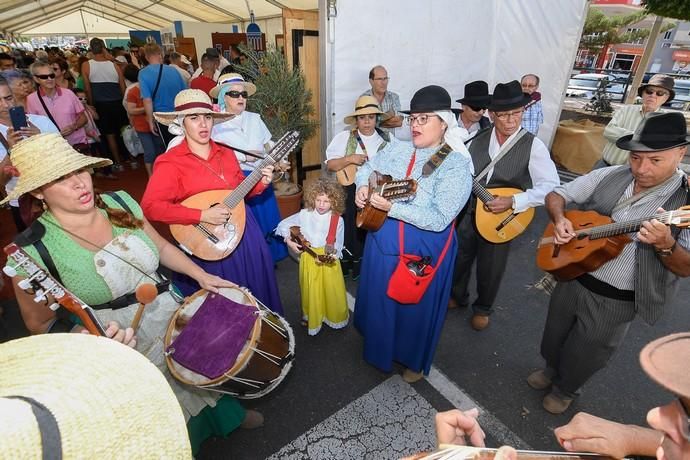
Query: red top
190 75 217 97
125 85 149 132
141 139 268 225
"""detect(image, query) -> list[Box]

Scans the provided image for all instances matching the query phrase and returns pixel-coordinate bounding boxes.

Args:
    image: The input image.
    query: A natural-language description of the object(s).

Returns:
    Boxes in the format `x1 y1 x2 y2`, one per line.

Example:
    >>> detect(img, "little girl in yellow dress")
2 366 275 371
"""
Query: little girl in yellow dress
276 179 349 335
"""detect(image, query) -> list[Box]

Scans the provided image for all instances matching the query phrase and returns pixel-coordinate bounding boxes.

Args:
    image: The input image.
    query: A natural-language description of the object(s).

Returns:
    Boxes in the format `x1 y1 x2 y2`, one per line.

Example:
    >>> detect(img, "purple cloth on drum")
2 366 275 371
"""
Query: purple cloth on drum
167 293 257 380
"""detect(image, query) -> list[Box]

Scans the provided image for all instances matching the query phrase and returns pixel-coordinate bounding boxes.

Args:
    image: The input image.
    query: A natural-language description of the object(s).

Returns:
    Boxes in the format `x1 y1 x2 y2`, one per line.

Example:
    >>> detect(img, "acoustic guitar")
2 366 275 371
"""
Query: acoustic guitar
356 171 417 231
472 180 534 243
3 243 107 336
289 226 336 265
170 131 300 261
336 163 358 186
536 207 690 281
417 445 618 460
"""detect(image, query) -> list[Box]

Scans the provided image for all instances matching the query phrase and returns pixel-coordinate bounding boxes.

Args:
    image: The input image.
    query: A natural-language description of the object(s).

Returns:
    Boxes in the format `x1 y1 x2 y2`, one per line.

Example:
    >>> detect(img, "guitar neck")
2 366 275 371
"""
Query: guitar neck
581 212 670 240
472 179 496 204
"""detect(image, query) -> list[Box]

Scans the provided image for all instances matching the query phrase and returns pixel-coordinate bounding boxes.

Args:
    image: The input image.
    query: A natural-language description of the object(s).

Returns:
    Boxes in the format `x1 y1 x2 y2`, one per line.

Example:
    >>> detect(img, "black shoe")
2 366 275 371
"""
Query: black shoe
351 259 361 281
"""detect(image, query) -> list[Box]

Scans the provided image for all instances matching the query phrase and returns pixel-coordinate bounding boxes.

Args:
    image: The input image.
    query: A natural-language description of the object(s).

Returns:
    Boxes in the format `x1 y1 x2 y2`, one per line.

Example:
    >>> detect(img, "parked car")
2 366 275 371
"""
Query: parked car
566 73 624 100
667 79 690 110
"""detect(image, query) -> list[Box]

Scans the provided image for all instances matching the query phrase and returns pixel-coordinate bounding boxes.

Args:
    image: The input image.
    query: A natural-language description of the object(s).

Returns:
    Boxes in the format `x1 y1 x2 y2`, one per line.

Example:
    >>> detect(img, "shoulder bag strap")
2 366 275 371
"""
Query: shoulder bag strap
102 191 133 214
150 64 164 105
13 219 64 285
36 91 60 130
474 128 528 182
397 219 455 272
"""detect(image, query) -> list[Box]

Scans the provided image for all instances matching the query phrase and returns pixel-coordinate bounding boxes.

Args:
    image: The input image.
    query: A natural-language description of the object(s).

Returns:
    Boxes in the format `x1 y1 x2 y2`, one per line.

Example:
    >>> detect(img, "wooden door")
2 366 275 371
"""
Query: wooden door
174 37 198 68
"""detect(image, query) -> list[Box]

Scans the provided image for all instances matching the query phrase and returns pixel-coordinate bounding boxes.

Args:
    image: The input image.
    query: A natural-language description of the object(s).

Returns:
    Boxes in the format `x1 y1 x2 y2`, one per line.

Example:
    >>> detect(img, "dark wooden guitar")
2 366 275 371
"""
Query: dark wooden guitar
356 171 417 231
3 243 107 336
472 180 534 243
170 131 300 261
289 226 336 264
537 207 690 281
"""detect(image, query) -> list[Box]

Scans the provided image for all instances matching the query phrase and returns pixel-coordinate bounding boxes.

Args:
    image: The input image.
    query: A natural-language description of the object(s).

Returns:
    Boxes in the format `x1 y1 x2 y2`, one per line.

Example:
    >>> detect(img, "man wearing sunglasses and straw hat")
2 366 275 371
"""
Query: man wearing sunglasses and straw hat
142 89 284 313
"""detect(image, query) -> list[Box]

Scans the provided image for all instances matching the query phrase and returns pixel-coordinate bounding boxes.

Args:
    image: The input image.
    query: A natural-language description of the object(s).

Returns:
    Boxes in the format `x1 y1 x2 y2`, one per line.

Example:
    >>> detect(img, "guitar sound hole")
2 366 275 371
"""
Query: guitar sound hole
575 244 586 250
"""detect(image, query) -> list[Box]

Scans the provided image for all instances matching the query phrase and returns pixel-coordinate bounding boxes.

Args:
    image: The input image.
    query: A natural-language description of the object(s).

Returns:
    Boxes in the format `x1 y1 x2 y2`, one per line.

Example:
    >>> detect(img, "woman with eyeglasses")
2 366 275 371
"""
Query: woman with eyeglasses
353 85 472 383
210 73 288 263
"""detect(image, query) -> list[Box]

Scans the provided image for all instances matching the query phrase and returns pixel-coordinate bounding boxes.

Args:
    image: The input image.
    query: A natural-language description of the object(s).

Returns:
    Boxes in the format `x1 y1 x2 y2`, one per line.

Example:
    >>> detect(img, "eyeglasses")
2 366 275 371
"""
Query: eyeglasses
467 105 486 112
372 77 389 82
225 90 248 99
35 74 56 80
408 114 440 126
644 88 669 97
494 109 523 120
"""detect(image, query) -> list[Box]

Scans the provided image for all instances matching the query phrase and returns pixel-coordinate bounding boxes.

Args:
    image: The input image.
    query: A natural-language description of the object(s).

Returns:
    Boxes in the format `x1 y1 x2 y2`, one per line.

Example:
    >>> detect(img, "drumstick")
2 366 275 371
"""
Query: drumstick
130 283 158 333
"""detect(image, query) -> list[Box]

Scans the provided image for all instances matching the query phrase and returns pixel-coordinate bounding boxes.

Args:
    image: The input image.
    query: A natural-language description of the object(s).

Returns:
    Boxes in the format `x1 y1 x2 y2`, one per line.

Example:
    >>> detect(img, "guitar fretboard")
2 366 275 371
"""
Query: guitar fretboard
584 211 671 239
472 179 496 203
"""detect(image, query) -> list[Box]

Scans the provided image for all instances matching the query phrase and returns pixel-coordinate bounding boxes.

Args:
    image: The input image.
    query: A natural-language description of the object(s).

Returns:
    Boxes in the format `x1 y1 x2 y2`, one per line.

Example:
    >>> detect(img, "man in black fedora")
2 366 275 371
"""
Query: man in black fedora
456 80 491 142
528 112 690 414
450 80 559 331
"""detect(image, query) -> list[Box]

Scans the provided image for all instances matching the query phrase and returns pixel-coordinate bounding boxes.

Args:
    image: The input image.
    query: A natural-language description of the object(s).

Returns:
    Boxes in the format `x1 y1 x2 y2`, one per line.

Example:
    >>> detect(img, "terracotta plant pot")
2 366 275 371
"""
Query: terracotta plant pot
273 180 303 219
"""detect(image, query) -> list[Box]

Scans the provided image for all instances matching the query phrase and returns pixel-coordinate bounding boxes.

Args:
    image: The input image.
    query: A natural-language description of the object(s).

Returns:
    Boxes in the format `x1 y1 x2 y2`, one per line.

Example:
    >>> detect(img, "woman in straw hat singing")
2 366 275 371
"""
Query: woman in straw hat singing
325 95 390 280
3 132 264 456
210 73 288 264
141 89 283 313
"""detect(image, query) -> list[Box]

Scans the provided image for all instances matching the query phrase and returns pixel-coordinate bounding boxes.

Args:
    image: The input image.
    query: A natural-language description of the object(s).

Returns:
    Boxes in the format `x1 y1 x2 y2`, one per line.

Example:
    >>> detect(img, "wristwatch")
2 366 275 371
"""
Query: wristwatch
655 240 677 257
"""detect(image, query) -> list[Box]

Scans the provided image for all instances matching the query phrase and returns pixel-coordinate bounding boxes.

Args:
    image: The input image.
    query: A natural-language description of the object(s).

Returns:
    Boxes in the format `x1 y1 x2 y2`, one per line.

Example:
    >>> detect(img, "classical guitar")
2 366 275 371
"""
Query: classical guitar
170 131 300 261
472 180 534 243
336 162 358 187
356 171 417 231
289 226 336 264
417 445 619 460
3 243 107 336
536 207 690 281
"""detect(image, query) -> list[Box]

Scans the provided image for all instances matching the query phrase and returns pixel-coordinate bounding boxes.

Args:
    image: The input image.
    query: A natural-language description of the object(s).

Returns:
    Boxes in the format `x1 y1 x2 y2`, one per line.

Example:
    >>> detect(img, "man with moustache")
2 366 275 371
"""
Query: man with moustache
449 80 559 331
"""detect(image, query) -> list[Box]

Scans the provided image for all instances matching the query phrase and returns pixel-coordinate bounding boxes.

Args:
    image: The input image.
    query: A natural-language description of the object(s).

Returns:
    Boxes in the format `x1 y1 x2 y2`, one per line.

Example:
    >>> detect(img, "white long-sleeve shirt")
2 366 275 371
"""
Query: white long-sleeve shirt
275 209 345 258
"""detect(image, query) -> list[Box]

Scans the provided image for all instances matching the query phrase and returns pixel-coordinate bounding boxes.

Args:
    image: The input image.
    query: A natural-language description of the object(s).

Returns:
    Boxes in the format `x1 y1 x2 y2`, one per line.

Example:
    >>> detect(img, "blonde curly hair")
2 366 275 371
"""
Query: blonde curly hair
303 178 346 215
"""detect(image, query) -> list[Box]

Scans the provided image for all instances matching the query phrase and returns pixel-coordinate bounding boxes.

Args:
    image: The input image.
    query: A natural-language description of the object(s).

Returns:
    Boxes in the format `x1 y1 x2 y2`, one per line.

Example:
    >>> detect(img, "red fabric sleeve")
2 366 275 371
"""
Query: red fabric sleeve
141 156 203 225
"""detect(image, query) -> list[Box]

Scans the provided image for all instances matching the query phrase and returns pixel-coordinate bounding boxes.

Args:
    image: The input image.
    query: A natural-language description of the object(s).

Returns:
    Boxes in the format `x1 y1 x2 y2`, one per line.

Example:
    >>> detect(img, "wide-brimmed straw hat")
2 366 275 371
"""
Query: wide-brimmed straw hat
488 80 531 112
401 85 460 115
0 334 191 458
154 89 235 126
640 332 690 398
209 72 257 99
0 133 112 206
638 74 675 101
616 112 690 152
343 95 391 125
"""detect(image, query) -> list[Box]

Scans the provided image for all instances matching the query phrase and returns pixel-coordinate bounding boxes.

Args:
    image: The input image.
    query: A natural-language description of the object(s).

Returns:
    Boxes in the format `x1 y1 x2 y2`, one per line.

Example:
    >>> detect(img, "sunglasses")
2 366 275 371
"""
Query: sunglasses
226 90 248 99
35 74 56 80
467 105 487 112
644 88 669 97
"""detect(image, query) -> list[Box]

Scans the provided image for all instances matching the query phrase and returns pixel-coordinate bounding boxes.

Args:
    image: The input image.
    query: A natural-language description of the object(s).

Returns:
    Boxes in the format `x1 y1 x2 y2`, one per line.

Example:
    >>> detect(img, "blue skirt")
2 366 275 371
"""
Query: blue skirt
173 208 284 314
243 170 288 264
354 218 457 375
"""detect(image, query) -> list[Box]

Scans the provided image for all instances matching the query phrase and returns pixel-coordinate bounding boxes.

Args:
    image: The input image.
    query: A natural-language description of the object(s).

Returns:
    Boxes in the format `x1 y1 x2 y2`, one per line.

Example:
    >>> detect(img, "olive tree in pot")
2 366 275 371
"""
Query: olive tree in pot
233 45 318 219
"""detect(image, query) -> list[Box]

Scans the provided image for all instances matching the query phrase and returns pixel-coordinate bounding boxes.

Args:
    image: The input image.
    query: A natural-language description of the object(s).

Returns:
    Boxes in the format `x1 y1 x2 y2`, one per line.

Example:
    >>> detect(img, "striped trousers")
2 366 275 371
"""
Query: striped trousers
540 279 636 398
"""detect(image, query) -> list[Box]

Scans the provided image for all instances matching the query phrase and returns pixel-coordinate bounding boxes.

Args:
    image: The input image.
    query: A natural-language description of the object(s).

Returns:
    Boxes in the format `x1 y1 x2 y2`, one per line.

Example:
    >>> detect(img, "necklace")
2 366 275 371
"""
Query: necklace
191 152 229 186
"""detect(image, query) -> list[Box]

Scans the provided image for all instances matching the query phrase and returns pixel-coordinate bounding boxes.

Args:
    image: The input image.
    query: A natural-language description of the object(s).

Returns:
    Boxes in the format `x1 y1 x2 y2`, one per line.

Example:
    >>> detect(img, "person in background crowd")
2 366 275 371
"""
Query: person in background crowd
138 42 187 147
361 65 403 134
51 57 75 89
456 80 492 142
450 81 559 331
0 53 16 71
67 53 81 81
192 48 226 81
190 53 218 98
520 74 544 135
2 69 33 109
81 37 128 171
169 52 192 84
596 74 673 167
72 87 115 180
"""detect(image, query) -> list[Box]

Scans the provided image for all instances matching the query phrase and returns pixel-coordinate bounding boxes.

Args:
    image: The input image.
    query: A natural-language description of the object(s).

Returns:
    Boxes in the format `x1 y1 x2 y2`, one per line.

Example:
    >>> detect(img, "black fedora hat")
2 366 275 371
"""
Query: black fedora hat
488 80 531 112
401 85 460 114
616 112 690 152
456 80 491 108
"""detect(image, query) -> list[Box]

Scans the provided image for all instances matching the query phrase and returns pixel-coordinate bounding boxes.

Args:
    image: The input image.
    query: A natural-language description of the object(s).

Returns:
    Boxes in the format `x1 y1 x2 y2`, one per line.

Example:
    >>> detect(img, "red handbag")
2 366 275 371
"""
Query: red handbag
386 220 454 304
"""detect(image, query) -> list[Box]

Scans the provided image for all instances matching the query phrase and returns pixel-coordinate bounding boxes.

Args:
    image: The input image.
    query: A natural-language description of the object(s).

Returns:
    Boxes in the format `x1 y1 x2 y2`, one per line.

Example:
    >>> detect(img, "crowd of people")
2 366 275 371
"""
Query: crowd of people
0 37 689 459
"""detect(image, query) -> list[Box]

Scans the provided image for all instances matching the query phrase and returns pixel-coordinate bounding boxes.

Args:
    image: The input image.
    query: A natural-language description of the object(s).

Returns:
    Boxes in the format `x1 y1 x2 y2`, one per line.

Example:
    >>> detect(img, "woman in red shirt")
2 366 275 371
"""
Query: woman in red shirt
141 89 283 313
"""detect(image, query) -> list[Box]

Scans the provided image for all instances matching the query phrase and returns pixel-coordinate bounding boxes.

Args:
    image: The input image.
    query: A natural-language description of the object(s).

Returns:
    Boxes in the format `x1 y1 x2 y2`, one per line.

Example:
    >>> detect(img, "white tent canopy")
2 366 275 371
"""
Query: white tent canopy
20 11 132 37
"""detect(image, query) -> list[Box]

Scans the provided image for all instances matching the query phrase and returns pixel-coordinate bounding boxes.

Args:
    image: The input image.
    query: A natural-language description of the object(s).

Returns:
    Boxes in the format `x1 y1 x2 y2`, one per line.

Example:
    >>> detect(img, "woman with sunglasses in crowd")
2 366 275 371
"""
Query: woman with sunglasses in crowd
51 57 76 90
209 73 288 263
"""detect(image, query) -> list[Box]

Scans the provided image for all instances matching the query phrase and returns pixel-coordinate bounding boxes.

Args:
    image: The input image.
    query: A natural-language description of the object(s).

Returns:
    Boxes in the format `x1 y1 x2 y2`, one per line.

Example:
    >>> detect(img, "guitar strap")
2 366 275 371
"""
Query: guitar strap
474 129 528 183
612 171 683 214
37 90 60 130
422 143 453 177
353 130 368 157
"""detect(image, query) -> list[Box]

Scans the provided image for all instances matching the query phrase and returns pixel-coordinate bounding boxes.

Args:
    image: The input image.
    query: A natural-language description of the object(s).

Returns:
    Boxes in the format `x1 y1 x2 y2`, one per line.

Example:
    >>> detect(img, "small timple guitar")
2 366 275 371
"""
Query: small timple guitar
356 171 417 231
289 226 336 265
170 131 300 261
3 243 106 336
536 206 690 281
472 179 534 244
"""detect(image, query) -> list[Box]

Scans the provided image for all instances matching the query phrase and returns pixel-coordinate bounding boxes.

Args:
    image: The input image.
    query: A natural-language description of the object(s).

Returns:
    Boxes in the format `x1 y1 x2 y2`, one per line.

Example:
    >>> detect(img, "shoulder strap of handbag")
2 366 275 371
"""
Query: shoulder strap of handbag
151 64 164 105
474 128 528 182
326 212 340 246
397 220 454 273
36 91 60 130
13 219 63 285
102 191 133 214
0 130 9 151
422 143 453 177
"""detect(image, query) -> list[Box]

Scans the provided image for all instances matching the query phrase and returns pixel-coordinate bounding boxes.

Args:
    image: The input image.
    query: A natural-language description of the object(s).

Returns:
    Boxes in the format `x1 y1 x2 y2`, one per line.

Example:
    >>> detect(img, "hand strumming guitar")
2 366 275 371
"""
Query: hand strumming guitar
201 206 231 225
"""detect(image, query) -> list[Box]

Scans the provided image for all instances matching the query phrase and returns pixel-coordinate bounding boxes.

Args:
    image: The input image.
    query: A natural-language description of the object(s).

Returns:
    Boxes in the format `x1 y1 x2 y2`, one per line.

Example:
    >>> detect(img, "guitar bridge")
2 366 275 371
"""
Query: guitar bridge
195 224 220 244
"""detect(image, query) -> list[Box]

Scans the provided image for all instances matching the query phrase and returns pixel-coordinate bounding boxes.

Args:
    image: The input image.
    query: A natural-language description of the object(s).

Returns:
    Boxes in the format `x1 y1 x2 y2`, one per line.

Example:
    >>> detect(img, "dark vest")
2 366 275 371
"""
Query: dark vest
584 166 689 325
468 128 534 191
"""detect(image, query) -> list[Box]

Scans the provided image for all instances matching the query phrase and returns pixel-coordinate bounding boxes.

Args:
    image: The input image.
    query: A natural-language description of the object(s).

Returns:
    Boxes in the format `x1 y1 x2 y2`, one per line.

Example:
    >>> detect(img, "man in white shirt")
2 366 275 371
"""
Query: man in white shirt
450 80 559 331
456 80 492 142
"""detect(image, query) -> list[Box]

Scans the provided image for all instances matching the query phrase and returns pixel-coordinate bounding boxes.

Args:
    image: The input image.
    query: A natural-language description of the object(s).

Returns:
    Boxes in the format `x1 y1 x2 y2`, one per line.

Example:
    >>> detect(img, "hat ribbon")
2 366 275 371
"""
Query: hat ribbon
218 76 246 86
492 94 525 106
4 395 62 459
175 101 213 111
355 103 380 111
633 133 687 142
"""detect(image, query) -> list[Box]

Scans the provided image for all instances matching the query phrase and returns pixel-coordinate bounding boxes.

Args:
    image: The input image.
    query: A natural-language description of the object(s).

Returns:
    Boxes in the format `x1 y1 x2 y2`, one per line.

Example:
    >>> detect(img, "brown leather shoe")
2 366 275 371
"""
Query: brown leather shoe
543 392 573 414
240 409 264 429
471 314 489 331
402 369 424 383
527 369 552 390
448 298 460 309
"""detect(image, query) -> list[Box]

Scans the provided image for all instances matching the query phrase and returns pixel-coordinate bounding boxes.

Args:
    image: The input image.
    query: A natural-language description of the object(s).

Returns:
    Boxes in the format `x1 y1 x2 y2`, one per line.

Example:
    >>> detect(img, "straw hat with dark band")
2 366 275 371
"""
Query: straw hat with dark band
0 334 191 458
0 133 112 206
343 95 391 125
209 72 257 99
640 332 690 399
154 89 235 126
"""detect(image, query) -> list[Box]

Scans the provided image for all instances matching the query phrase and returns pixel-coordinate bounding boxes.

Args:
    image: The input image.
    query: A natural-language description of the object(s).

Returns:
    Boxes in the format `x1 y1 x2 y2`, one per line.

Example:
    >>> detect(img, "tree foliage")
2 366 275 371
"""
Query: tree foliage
579 8 650 54
643 0 690 21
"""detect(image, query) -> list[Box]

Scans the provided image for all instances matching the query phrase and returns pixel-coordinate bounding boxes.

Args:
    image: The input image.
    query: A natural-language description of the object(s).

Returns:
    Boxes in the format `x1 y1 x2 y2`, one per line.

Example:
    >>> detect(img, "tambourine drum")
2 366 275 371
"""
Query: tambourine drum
164 285 295 399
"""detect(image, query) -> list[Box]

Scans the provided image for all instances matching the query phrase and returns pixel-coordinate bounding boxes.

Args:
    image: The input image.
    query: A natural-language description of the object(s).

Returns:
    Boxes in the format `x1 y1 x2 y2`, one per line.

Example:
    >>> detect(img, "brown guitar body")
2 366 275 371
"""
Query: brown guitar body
356 171 418 231
170 189 247 261
536 210 631 281
336 164 358 186
356 205 388 231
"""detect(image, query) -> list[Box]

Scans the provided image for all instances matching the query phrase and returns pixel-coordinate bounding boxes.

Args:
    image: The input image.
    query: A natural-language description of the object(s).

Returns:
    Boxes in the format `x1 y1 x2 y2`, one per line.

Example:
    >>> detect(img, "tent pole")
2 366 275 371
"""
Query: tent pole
80 10 90 40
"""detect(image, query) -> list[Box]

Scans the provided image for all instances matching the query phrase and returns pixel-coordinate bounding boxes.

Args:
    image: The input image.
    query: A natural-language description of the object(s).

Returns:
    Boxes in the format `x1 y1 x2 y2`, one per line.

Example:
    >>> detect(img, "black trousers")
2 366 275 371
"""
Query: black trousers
451 211 511 315
540 279 636 398
343 184 366 262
